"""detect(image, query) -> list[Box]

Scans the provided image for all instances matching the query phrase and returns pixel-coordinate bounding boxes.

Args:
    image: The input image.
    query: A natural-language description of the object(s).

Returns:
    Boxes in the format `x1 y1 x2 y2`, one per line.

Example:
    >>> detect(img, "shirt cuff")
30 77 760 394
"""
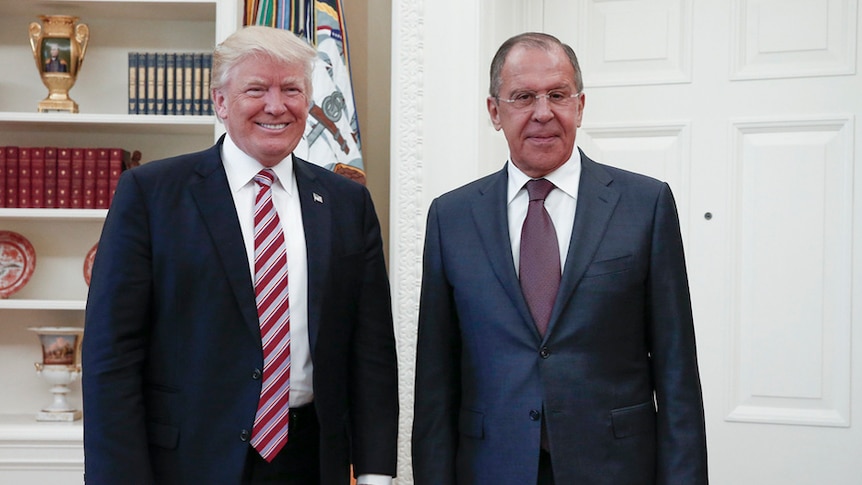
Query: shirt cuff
356 474 392 485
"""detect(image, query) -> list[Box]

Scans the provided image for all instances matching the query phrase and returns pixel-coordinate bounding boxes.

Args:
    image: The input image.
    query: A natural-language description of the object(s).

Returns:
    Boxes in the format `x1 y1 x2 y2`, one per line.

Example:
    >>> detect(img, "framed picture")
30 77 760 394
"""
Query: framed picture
41 38 71 74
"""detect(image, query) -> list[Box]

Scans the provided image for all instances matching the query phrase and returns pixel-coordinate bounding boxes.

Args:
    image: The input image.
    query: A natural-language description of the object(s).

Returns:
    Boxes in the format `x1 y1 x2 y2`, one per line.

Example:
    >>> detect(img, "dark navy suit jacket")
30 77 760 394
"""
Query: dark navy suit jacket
412 150 708 484
83 138 398 485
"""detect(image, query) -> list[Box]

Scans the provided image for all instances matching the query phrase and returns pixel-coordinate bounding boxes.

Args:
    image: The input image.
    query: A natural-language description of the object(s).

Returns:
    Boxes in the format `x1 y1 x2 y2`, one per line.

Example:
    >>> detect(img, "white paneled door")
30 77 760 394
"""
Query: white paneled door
543 0 861 483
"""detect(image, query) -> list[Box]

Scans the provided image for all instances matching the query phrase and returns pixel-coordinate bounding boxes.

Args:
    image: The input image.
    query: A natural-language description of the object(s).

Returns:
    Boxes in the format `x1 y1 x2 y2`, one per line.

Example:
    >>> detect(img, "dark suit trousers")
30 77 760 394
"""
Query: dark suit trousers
242 403 320 485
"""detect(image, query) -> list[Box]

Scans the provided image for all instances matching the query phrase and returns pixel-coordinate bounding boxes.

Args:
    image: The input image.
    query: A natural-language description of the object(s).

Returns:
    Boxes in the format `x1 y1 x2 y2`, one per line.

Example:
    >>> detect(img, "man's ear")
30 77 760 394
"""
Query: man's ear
487 96 502 131
212 88 227 119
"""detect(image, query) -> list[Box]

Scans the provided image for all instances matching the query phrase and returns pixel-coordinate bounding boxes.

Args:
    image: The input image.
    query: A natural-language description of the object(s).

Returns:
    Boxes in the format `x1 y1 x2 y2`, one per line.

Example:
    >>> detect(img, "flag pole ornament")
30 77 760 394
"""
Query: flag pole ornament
244 0 365 184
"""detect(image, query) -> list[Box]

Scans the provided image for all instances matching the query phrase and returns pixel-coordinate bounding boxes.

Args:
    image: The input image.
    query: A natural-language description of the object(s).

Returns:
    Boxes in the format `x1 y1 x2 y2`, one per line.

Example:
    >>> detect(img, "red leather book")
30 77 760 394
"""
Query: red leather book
44 147 58 208
4 147 17 208
56 147 72 208
30 147 45 208
82 148 98 209
108 148 128 207
17 147 32 208
70 147 85 209
95 148 111 209
0 146 6 208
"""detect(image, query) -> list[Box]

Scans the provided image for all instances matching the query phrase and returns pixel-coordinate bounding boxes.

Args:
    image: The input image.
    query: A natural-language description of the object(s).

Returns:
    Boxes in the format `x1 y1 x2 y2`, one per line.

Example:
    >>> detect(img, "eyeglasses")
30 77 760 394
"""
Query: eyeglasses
496 91 582 110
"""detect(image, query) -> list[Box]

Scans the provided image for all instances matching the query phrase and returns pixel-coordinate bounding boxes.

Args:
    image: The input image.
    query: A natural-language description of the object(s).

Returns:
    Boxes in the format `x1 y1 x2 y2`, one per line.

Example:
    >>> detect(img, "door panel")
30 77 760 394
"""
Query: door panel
543 0 862 483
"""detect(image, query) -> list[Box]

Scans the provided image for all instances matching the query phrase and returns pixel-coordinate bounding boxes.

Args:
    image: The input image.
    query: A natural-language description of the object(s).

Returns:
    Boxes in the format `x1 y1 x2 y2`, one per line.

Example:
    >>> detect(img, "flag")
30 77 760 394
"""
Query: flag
245 0 365 184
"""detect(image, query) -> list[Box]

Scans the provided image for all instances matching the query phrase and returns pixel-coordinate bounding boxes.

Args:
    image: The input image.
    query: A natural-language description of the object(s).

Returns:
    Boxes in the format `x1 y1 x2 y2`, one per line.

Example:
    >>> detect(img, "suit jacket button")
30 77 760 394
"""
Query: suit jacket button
240 429 250 442
252 369 262 380
530 410 541 421
540 347 551 359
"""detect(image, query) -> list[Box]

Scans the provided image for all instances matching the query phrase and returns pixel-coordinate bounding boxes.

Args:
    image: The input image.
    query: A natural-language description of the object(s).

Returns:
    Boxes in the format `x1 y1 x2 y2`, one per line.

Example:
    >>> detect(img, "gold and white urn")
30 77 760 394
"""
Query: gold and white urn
29 326 84 421
28 15 90 113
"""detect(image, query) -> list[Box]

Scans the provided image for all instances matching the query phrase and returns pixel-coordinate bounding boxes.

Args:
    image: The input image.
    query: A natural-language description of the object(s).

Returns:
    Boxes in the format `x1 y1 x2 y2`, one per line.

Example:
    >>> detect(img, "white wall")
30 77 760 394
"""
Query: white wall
389 1 544 481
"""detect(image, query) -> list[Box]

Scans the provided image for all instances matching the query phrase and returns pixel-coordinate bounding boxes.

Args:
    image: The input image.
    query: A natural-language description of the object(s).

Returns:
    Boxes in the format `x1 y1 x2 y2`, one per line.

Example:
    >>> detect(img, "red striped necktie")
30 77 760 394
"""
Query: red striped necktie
249 169 291 462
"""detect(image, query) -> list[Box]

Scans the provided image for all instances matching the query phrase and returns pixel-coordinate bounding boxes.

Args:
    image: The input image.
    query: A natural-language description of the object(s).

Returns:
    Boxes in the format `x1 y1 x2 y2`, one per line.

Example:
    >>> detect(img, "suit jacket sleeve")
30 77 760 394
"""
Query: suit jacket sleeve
411 200 461 485
347 184 400 476
83 169 156 483
649 183 709 483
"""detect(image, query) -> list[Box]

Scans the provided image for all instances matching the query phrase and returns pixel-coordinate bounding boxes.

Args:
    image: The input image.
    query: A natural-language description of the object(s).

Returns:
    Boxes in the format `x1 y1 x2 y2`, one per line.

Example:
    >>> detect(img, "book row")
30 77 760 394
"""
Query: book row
129 52 214 116
1 146 141 210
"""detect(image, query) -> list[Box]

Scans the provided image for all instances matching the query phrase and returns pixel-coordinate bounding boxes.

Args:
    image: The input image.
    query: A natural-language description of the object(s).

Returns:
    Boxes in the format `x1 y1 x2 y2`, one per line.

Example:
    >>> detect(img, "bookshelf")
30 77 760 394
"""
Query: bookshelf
0 0 242 482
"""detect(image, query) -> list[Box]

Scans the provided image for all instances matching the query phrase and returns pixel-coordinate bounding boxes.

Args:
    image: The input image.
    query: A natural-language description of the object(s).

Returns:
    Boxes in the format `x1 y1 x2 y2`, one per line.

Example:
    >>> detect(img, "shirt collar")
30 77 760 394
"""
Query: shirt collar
507 147 582 204
221 132 295 194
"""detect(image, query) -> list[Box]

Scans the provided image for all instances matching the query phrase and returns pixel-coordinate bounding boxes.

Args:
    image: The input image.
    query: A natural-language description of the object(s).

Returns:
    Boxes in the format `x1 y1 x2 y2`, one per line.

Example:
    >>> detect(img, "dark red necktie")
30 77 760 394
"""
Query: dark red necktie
519 178 561 336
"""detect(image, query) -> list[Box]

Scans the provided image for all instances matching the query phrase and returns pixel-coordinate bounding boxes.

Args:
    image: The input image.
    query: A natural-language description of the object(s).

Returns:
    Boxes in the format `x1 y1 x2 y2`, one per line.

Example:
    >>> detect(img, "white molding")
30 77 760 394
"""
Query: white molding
726 115 854 427
390 0 425 481
730 0 858 80
579 121 692 236
0 415 83 478
569 0 693 87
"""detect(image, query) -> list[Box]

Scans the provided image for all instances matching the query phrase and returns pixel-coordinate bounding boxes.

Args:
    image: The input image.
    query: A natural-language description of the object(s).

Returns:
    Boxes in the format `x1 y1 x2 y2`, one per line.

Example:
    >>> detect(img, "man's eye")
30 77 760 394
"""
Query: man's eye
548 92 567 101
513 92 534 102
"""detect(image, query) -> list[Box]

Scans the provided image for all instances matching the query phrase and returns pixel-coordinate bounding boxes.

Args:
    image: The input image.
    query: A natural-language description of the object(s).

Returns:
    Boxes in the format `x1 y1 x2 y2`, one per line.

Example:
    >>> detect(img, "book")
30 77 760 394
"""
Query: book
146 53 156 115
108 148 128 206
17 147 31 208
30 147 45 208
202 53 212 115
0 146 5 208
137 52 147 114
56 148 72 208
192 53 202 116
70 148 85 209
166 53 176 115
4 147 17 208
156 53 166 115
95 148 111 209
128 52 138 114
82 148 97 209
44 147 58 208
175 53 185 115
183 53 194 115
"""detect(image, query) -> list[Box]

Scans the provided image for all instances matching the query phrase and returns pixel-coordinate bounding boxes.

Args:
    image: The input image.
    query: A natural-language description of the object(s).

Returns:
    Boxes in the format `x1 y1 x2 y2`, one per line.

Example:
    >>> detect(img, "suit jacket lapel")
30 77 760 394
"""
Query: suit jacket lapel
472 167 537 332
189 141 260 338
547 150 620 334
293 158 329 356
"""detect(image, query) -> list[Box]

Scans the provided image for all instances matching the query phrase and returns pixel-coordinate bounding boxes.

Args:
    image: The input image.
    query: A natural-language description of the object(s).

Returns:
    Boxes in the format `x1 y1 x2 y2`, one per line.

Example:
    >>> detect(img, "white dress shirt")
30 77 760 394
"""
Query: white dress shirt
221 134 390 485
221 134 313 407
507 149 581 275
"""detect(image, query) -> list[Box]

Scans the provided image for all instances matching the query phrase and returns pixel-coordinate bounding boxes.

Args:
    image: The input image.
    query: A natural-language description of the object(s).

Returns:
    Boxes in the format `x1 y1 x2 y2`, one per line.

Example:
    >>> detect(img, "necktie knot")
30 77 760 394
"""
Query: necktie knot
526 178 555 201
254 169 276 188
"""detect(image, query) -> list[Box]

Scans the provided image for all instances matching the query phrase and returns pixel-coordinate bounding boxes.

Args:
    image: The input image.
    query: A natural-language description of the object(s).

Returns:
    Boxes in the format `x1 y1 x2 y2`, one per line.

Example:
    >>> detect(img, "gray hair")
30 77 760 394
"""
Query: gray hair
489 32 583 98
211 26 317 96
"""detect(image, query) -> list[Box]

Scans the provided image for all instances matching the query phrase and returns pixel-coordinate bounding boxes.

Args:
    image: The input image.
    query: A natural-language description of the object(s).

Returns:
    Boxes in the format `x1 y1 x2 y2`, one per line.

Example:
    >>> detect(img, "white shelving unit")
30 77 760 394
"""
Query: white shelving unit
0 1 241 482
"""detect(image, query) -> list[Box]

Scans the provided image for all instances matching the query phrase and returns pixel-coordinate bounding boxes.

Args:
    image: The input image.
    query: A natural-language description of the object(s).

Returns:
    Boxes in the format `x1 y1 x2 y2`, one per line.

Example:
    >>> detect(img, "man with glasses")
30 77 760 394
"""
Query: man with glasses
412 32 708 485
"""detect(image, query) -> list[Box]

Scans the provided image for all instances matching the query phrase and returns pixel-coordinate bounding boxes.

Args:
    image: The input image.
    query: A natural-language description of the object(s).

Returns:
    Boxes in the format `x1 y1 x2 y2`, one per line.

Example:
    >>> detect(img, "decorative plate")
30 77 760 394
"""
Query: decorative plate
0 230 36 299
83 243 98 286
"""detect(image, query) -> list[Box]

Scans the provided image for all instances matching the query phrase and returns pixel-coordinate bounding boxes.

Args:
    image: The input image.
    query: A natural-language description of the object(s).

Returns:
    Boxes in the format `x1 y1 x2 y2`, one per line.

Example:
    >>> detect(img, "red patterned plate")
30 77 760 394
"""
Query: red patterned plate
0 230 36 299
84 243 98 286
